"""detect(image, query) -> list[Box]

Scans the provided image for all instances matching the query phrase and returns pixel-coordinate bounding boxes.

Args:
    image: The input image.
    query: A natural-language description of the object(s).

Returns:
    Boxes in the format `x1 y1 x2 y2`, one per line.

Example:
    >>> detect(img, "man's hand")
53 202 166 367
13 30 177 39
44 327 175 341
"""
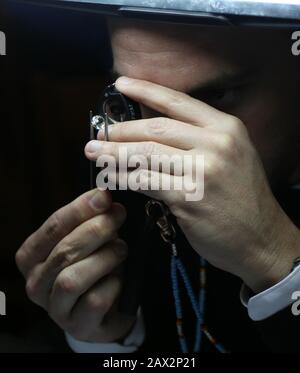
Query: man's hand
85 76 300 293
16 189 136 343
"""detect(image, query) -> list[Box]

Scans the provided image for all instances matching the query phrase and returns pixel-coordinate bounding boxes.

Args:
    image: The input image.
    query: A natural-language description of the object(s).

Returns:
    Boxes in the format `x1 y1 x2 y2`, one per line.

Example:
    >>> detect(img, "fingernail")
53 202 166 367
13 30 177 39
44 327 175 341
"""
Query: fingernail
116 76 132 86
89 190 104 211
85 140 101 153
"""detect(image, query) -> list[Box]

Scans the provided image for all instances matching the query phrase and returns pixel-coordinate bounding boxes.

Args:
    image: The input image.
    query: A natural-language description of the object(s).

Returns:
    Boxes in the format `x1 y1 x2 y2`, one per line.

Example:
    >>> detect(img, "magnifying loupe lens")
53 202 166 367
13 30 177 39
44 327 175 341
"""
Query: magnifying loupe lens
105 98 126 122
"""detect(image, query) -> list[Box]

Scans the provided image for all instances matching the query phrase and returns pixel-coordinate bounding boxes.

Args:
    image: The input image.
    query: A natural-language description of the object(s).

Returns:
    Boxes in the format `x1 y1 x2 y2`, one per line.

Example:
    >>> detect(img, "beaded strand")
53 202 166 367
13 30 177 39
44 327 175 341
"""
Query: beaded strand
145 200 229 353
170 242 228 353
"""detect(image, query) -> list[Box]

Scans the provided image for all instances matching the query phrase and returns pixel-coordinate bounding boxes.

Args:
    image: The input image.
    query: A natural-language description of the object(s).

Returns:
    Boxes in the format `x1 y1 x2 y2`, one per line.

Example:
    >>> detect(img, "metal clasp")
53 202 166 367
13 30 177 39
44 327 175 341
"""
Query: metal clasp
145 200 176 243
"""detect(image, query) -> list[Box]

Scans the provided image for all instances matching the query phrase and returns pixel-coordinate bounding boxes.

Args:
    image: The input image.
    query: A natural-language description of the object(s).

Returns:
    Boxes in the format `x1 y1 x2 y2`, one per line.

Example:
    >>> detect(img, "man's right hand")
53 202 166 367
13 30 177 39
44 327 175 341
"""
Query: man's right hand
16 189 136 343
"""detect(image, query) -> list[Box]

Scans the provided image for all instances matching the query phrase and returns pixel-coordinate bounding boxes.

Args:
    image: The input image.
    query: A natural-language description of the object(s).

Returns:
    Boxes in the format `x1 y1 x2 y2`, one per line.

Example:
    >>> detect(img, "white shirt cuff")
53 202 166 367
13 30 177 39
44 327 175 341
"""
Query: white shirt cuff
240 264 300 321
65 310 145 353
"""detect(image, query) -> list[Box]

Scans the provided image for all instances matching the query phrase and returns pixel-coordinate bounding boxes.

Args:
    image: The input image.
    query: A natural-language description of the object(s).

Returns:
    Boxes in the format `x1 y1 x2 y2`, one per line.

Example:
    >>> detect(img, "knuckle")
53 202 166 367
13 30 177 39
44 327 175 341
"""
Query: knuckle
50 244 77 272
89 218 111 240
217 133 243 161
165 92 185 114
218 134 235 154
25 276 40 302
224 115 244 134
147 117 170 135
15 249 27 272
205 156 220 181
45 212 61 240
55 271 78 295
85 293 111 314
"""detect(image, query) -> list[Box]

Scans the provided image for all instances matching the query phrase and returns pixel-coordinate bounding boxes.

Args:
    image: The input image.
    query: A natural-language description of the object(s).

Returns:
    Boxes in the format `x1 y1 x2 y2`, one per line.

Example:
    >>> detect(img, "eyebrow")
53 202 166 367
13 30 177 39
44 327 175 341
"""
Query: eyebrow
187 67 258 98
109 66 258 96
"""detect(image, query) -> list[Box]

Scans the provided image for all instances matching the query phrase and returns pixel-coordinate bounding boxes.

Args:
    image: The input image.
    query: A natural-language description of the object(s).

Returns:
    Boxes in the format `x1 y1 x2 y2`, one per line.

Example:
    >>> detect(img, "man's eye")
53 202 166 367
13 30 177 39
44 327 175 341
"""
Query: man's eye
198 86 243 109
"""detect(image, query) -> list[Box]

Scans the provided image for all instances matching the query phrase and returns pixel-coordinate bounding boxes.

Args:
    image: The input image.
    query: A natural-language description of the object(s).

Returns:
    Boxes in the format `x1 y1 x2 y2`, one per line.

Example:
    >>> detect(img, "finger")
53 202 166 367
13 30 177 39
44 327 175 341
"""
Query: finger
105 168 183 206
85 140 187 174
16 189 112 276
111 168 204 207
115 76 228 127
67 275 123 341
48 239 127 324
96 117 203 150
25 203 126 307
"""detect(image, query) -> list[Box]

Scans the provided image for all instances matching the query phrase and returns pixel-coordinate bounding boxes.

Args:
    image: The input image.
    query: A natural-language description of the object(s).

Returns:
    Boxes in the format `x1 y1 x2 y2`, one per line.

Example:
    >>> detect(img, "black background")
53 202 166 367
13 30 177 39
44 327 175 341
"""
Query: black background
0 0 112 352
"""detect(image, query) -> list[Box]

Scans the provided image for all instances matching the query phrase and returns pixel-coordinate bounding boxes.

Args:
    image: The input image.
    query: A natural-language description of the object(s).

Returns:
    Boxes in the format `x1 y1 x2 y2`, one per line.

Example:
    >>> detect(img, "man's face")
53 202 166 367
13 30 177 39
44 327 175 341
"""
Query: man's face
108 19 300 188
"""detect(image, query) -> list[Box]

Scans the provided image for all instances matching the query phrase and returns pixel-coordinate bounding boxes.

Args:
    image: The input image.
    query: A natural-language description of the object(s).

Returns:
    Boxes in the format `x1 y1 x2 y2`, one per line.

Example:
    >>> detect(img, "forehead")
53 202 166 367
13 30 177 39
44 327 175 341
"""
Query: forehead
107 18 287 90
109 19 228 89
108 18 285 57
